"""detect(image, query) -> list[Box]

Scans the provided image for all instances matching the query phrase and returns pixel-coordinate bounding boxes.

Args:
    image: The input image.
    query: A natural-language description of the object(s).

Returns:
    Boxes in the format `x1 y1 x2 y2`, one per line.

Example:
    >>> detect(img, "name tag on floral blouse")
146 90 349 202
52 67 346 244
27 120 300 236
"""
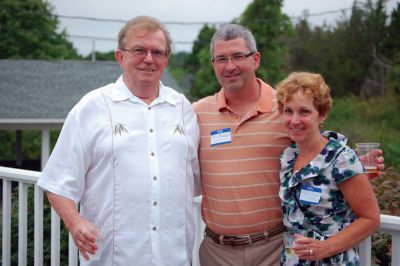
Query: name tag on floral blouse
299 184 322 205
210 128 231 146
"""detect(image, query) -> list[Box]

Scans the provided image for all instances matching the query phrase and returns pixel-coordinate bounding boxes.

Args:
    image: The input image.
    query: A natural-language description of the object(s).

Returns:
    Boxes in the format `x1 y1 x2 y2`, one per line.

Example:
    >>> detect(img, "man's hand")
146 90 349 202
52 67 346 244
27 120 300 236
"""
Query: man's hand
68 217 100 260
359 149 385 180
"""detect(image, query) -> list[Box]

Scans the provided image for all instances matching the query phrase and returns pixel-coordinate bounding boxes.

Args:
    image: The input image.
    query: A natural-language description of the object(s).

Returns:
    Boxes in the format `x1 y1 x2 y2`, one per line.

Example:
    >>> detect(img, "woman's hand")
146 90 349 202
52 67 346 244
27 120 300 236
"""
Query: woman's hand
292 234 331 261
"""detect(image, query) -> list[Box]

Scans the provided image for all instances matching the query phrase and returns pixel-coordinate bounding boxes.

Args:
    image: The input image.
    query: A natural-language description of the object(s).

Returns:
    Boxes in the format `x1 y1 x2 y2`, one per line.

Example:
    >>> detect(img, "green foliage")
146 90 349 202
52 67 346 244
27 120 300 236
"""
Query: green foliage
186 25 219 100
325 94 400 169
6 186 70 265
168 52 190 90
371 169 400 265
0 130 60 160
382 2 400 60
239 0 293 85
287 0 392 97
190 48 220 100
184 25 216 74
0 0 80 59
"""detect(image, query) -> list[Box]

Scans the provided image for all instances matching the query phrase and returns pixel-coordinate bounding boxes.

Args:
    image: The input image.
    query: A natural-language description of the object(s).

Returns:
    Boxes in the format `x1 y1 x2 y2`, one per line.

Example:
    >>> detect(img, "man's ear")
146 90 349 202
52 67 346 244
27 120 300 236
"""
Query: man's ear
115 49 123 65
253 51 261 69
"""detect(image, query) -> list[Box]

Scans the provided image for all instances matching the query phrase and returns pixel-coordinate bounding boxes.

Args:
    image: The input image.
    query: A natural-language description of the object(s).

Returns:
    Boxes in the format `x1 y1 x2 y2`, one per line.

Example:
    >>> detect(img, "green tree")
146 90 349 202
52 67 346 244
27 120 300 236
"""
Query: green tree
239 0 293 85
382 2 400 95
0 0 79 59
184 25 216 74
382 2 400 60
286 0 389 97
186 25 219 100
168 51 190 90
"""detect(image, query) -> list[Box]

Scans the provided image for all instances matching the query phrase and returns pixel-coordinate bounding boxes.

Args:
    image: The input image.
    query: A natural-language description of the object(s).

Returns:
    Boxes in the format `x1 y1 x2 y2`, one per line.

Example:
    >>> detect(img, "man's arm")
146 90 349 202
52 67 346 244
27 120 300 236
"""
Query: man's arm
46 192 99 260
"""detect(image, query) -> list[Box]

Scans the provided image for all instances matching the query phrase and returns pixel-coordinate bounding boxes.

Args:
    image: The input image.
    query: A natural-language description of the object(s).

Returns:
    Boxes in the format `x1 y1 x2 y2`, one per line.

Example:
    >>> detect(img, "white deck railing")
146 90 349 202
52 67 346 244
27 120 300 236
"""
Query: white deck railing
1 166 400 266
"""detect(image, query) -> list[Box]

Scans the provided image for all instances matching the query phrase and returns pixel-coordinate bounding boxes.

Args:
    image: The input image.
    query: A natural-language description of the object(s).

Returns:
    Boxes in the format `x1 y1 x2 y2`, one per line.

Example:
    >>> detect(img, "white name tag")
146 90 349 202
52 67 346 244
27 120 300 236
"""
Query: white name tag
299 184 322 205
210 128 231 146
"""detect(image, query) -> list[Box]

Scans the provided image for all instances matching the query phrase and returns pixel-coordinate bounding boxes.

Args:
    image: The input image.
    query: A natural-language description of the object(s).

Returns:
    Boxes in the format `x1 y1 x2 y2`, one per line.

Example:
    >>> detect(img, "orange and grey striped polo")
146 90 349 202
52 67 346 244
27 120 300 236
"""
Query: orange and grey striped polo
193 79 292 235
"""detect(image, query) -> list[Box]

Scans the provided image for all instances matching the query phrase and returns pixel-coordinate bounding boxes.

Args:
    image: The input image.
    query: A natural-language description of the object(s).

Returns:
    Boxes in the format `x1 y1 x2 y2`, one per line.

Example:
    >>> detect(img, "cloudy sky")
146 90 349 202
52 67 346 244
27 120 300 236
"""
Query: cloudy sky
48 0 398 56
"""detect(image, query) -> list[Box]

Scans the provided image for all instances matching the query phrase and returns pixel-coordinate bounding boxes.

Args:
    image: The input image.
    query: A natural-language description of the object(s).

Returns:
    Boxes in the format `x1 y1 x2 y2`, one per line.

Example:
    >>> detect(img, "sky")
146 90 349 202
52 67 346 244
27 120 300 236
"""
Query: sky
48 0 399 56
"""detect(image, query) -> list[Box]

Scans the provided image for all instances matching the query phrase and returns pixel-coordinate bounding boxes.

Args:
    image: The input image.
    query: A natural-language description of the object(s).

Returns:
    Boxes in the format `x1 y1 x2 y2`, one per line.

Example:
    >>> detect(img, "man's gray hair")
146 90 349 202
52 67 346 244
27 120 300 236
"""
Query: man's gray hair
210 24 257 55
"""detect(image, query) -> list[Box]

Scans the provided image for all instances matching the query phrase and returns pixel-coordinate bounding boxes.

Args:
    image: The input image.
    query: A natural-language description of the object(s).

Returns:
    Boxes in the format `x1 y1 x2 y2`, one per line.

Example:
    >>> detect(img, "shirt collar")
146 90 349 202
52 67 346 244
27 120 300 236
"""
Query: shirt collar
282 131 348 188
110 75 176 106
216 78 274 113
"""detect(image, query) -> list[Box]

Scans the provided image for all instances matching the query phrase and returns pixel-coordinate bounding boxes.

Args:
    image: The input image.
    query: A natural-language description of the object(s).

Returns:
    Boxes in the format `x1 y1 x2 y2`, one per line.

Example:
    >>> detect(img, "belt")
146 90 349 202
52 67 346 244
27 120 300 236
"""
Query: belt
204 224 287 246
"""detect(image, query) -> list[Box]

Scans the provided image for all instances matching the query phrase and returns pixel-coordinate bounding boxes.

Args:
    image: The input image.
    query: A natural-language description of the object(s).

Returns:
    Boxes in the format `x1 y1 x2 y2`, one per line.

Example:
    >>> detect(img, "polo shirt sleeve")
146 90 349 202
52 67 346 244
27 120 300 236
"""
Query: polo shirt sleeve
37 110 88 203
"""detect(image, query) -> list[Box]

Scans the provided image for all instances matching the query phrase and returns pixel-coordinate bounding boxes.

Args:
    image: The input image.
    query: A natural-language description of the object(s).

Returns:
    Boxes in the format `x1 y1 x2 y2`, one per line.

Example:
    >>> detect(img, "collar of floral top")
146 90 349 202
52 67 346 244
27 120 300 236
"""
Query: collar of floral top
281 131 348 188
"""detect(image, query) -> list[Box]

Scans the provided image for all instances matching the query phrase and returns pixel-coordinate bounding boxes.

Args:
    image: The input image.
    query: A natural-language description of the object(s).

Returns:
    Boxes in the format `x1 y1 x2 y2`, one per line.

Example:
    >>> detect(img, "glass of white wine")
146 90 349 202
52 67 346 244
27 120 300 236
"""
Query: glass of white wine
284 232 299 264
355 143 380 174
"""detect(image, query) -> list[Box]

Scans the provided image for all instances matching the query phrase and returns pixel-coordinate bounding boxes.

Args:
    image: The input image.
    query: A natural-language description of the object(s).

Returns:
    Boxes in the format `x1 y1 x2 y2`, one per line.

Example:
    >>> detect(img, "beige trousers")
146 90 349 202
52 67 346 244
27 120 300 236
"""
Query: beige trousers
199 231 284 266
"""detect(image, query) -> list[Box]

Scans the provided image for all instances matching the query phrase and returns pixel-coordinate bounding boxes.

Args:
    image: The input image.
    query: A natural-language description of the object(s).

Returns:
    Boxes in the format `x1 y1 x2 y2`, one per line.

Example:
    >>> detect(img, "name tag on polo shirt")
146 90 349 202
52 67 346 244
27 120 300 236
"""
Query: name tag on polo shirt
299 184 322 205
210 128 231 146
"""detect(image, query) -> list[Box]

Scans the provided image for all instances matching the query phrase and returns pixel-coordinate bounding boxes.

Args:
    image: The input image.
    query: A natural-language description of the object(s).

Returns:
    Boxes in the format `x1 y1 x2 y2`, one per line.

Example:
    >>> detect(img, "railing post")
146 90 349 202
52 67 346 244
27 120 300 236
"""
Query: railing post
359 236 371 266
51 208 60 266
2 180 12 266
393 232 400 266
69 233 78 266
18 183 28 266
34 186 43 266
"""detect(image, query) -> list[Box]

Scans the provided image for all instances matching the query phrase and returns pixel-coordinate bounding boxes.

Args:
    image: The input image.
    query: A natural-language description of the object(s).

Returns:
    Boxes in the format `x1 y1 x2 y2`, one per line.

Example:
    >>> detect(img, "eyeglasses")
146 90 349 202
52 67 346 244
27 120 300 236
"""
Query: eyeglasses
212 51 255 64
120 48 167 59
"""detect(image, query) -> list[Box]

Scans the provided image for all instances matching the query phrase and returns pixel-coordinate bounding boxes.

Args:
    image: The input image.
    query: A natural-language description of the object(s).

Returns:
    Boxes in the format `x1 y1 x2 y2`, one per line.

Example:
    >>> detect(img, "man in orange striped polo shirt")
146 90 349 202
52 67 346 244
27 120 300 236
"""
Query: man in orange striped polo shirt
192 24 291 266
192 24 383 266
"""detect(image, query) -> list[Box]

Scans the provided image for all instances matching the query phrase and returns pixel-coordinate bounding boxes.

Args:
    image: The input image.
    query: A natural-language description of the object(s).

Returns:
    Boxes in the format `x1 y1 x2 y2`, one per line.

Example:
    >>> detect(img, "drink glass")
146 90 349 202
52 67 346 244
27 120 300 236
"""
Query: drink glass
284 232 299 264
355 143 380 174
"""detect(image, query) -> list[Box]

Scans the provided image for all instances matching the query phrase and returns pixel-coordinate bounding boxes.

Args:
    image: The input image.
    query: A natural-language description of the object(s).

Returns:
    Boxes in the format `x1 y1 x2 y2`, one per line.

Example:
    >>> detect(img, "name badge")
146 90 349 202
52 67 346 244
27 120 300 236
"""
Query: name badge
210 128 231 146
299 184 322 205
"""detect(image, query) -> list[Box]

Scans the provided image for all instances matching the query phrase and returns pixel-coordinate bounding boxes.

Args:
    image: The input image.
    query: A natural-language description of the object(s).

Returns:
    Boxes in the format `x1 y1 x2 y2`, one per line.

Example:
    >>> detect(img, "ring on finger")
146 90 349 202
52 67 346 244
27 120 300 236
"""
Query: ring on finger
309 249 313 255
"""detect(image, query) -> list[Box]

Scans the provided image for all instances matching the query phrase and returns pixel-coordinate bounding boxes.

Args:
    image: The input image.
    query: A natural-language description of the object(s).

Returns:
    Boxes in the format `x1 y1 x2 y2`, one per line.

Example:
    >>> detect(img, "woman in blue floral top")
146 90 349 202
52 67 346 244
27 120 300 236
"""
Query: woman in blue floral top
275 72 380 266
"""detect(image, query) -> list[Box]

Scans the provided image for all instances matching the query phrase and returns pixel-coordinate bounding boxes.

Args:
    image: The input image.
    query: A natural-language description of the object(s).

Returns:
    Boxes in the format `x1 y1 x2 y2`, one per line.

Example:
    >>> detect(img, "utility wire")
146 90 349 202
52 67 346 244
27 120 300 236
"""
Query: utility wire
69 34 193 44
57 7 353 25
62 7 353 46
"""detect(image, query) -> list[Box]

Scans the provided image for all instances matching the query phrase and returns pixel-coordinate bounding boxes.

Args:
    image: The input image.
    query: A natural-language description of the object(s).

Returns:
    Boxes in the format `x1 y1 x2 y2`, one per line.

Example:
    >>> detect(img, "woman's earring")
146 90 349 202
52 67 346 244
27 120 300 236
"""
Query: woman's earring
319 122 324 129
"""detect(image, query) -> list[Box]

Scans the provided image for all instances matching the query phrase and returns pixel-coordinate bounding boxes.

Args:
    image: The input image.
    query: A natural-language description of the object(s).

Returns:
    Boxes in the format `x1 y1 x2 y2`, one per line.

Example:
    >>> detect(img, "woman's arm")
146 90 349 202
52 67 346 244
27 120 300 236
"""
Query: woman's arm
292 174 380 261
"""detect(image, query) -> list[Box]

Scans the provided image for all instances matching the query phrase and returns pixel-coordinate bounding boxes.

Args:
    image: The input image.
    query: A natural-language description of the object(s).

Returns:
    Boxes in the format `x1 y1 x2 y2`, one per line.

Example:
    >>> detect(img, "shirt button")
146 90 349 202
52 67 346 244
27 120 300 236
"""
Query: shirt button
148 107 151 110
153 176 157 181
151 152 155 156
153 201 157 206
152 226 157 231
149 128 154 133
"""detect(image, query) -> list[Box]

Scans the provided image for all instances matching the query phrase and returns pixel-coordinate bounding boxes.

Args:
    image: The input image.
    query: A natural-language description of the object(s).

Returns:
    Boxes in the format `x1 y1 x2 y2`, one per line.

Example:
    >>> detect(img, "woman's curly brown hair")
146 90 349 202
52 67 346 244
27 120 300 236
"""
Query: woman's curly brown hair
276 72 333 116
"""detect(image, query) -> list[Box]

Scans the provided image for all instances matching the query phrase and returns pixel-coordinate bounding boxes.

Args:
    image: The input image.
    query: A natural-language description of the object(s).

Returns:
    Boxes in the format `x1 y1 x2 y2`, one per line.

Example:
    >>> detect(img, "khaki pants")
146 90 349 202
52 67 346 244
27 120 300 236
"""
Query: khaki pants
199 231 284 266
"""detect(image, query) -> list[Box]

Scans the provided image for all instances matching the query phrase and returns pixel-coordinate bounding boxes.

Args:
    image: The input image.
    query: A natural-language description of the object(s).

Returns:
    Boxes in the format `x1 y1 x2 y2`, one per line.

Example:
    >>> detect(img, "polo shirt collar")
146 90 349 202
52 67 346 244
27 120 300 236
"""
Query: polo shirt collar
217 78 274 113
110 75 176 105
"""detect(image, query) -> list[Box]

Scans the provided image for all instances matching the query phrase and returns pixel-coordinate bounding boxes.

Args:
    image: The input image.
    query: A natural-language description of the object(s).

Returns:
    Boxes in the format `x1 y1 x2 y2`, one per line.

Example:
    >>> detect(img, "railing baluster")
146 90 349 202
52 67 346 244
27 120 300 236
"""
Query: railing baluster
1 167 400 265
393 232 400 266
18 182 28 266
34 186 43 266
69 233 78 266
2 179 12 266
51 208 60 266
359 236 371 266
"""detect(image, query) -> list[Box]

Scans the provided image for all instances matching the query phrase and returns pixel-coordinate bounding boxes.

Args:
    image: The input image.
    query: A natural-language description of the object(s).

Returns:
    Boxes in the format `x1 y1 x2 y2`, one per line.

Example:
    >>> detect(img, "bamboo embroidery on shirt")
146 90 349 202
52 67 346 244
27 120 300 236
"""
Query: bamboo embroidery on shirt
174 124 185 135
113 123 129 135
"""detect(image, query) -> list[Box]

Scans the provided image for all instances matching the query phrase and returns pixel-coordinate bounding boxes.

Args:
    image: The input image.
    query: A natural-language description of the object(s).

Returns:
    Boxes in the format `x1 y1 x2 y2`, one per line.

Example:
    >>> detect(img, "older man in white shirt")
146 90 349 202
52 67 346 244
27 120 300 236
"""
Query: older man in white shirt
37 16 200 266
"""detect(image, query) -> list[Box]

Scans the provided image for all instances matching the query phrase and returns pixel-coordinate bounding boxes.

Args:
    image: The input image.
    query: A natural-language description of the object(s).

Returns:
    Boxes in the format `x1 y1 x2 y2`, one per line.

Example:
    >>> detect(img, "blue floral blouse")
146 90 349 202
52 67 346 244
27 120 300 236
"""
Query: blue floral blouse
279 131 365 266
